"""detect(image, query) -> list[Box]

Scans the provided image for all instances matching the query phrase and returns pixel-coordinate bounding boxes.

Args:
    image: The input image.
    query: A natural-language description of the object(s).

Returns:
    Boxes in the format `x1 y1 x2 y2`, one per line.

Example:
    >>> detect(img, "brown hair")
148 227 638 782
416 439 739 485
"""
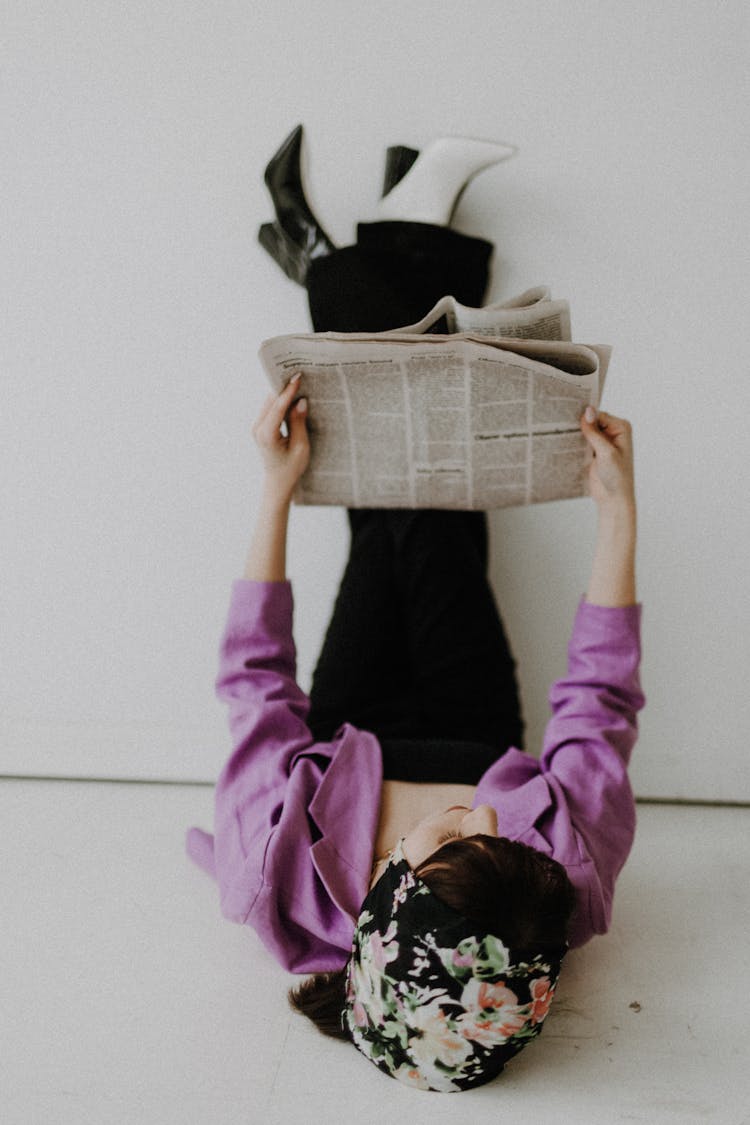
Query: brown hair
288 835 575 1039
417 835 575 957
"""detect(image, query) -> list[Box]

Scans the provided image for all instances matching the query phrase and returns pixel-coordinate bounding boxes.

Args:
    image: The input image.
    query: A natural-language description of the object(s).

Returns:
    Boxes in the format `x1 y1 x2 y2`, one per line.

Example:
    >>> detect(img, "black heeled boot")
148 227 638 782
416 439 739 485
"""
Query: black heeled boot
258 133 421 286
258 124 336 285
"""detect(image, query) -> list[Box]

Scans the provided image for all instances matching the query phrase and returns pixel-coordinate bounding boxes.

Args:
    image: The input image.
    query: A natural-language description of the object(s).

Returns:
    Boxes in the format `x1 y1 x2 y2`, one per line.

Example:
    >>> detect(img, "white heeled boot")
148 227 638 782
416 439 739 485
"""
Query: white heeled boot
373 137 517 226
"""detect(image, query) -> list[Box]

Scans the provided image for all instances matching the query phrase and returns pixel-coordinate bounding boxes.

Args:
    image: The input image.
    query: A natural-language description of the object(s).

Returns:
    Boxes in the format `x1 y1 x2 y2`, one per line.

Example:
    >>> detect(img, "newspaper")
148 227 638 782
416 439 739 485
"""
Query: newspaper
258 289 610 510
394 286 572 342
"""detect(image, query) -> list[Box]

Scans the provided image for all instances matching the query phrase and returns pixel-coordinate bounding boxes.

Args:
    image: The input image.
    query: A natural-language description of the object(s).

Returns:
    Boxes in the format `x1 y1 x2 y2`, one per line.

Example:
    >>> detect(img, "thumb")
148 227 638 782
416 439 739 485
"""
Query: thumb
287 397 309 448
580 406 611 454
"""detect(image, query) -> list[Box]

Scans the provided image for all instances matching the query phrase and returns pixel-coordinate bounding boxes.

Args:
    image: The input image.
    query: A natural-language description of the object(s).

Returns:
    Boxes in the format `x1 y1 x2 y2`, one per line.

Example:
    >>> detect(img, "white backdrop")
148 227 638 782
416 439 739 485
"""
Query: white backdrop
3 0 748 800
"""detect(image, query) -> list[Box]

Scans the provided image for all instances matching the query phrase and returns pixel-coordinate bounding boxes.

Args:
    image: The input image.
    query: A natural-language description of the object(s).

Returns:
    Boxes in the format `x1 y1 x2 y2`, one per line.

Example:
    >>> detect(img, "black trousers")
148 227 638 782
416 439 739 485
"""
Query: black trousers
306 221 493 332
307 510 524 783
304 220 517 783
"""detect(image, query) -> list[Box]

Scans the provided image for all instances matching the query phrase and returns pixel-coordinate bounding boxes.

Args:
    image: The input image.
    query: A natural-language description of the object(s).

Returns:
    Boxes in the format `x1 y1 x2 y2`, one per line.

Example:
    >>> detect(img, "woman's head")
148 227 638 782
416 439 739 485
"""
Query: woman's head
375 802 573 956
341 834 574 1091
289 819 575 1091
413 830 575 957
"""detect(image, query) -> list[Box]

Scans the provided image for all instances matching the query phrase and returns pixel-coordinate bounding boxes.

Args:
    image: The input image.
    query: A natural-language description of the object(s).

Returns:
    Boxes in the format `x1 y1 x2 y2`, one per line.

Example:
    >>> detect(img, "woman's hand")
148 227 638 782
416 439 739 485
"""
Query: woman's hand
243 375 309 580
252 373 310 506
580 406 635 511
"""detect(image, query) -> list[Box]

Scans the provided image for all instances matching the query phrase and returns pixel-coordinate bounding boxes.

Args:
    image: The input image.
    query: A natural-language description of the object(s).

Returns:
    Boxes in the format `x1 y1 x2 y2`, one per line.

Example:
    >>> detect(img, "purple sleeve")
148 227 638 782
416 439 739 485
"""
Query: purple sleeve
210 580 331 924
540 599 645 942
187 579 383 972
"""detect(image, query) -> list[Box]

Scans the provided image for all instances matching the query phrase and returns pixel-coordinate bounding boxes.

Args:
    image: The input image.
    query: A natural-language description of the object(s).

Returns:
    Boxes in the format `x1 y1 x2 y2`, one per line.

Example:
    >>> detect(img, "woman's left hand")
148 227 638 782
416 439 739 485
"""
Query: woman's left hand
252 373 310 503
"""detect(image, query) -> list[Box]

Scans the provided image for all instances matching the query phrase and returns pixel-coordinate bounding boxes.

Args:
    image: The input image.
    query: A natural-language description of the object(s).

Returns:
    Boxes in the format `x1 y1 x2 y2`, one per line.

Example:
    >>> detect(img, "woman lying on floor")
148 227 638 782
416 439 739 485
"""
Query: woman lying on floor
187 376 643 1092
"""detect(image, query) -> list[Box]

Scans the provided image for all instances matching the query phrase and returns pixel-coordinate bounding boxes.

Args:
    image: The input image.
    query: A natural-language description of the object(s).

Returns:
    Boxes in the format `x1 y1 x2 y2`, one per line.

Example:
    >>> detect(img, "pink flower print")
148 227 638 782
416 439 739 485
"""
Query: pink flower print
456 1014 502 1049
352 999 368 1028
393 1064 431 1091
409 1004 473 1071
460 979 527 1039
393 870 416 909
529 976 555 1024
477 981 519 1012
452 950 475 969
369 929 399 972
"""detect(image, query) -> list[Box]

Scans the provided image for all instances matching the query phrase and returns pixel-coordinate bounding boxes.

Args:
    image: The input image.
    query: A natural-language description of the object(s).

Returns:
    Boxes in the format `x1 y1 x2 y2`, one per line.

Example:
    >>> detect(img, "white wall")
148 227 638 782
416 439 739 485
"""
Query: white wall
3 1 748 800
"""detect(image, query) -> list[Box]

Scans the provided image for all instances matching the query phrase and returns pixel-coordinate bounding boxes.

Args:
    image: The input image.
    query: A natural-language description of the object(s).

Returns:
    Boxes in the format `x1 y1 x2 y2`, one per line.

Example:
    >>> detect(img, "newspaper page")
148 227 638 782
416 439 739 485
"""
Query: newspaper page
258 330 610 510
393 288 572 342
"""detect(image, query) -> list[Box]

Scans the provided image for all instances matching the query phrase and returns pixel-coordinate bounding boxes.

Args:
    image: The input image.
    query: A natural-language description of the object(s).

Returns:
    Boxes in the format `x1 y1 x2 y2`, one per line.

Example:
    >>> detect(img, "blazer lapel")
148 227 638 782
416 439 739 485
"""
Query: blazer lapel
308 726 383 921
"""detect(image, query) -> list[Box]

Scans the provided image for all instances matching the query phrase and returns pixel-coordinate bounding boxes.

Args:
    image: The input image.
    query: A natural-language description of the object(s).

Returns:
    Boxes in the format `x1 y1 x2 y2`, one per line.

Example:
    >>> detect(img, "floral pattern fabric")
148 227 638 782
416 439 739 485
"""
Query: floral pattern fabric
342 841 565 1092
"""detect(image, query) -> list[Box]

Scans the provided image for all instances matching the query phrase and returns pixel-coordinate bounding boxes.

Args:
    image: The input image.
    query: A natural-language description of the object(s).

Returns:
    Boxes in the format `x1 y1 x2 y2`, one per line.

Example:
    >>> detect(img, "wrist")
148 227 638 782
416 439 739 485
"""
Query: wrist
596 495 636 528
259 477 295 514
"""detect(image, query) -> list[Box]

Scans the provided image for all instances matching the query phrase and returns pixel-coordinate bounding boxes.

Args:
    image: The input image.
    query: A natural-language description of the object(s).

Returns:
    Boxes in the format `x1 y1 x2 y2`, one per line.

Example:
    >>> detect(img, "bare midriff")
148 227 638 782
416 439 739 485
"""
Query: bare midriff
369 779 476 888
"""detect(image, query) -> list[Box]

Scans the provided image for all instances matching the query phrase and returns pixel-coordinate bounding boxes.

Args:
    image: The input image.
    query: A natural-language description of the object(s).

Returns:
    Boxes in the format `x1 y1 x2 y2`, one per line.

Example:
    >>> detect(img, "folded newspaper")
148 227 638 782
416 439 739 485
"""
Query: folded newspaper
258 287 610 510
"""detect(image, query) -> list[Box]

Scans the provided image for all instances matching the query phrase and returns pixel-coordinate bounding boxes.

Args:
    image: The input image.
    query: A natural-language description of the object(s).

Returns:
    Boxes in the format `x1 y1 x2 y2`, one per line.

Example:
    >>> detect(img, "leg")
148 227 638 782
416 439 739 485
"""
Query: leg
306 221 493 332
307 510 419 741
385 509 524 751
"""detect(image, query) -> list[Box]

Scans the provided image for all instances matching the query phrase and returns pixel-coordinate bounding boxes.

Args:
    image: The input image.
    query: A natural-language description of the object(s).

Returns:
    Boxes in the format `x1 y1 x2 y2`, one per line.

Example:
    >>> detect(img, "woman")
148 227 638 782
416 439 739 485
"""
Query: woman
186 379 644 1092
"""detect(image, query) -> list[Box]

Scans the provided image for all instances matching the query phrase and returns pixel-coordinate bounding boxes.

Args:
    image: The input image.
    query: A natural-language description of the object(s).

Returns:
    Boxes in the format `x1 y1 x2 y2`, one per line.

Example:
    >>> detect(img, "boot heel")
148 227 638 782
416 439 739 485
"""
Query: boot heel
261 124 336 283
257 221 309 286
382 145 420 197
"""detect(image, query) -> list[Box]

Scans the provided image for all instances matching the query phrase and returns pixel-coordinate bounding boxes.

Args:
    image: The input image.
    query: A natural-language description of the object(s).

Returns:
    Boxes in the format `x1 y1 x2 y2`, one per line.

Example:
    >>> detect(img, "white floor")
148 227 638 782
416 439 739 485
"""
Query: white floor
2 780 749 1125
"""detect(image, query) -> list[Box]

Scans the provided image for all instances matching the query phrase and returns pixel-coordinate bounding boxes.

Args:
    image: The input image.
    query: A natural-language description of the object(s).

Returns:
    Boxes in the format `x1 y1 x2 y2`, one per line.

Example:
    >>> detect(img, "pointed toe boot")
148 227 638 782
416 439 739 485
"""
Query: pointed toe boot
262 124 336 279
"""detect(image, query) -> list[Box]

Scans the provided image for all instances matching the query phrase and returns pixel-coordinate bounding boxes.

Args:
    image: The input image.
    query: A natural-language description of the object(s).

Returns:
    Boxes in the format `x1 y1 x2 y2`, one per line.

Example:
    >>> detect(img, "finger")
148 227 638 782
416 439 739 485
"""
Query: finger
596 410 630 436
287 397 309 449
257 374 303 442
597 413 633 461
580 407 614 455
593 409 634 438
289 395 308 425
275 372 303 408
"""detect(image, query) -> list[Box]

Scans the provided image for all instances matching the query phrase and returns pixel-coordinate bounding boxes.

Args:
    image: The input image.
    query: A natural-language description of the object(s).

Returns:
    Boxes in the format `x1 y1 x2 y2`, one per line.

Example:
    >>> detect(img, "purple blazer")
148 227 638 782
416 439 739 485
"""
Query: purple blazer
186 581 644 973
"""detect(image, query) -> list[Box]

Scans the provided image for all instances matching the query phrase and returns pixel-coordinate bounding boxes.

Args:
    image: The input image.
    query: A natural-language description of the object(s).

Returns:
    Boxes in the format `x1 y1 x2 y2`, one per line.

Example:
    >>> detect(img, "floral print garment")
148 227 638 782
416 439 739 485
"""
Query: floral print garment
343 841 564 1092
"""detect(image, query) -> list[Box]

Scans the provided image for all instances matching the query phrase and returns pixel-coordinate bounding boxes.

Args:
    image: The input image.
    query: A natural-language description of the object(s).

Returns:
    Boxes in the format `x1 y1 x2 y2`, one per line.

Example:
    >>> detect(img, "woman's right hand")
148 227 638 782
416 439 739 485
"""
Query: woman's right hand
243 375 309 582
580 407 635 511
252 373 310 505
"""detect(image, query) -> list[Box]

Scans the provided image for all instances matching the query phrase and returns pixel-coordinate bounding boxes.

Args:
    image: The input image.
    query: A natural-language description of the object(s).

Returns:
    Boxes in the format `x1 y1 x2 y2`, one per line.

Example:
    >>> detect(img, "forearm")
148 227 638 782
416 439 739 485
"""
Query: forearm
586 500 637 607
243 484 292 582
